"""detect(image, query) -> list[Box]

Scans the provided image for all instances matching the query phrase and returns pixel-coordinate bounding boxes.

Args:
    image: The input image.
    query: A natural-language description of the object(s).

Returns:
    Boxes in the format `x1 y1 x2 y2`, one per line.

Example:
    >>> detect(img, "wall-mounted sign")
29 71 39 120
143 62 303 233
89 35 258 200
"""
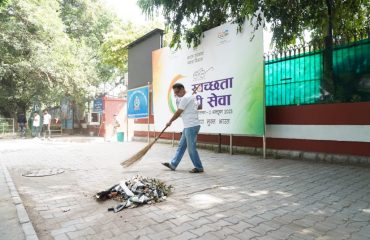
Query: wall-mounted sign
127 86 149 119
93 98 103 113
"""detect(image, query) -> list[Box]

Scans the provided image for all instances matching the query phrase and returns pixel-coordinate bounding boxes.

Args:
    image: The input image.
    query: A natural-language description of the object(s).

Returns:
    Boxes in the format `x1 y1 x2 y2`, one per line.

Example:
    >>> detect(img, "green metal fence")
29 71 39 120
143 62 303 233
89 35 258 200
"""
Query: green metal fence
265 38 370 106
333 38 370 102
0 118 15 137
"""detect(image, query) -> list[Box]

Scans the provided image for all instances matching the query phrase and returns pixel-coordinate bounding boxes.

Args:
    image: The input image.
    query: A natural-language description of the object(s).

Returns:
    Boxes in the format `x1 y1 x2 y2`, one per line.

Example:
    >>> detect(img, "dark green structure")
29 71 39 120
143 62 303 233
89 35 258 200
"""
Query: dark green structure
265 38 370 106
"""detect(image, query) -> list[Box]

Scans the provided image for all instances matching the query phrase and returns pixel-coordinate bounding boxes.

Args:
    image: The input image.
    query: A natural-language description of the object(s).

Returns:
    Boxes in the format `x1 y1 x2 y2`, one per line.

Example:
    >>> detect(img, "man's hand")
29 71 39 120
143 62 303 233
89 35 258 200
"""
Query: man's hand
166 121 172 127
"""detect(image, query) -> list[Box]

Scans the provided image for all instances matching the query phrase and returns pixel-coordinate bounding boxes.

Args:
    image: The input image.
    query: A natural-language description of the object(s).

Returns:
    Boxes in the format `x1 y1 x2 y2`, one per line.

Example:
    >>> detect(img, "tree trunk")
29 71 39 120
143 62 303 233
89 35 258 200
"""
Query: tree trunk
322 0 335 101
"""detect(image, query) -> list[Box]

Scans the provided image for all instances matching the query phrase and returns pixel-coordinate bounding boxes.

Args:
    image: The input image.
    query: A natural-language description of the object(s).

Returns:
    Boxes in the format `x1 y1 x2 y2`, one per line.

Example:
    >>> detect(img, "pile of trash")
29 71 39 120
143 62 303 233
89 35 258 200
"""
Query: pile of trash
95 175 173 213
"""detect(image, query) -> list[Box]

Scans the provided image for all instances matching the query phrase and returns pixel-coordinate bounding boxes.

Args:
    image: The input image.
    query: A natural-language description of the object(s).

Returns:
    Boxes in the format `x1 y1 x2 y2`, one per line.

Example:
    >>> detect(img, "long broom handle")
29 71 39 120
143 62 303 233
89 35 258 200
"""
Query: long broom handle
152 125 169 143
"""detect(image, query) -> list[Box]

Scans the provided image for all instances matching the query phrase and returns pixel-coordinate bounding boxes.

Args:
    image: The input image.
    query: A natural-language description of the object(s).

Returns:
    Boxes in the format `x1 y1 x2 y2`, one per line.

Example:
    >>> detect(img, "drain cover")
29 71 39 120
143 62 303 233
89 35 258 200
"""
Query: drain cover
22 168 64 177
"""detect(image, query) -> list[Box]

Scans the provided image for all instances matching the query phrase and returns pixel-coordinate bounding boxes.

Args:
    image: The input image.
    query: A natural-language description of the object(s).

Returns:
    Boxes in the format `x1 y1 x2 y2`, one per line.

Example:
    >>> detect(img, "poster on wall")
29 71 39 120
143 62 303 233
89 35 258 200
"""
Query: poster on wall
93 98 103 113
127 86 149 119
152 21 264 135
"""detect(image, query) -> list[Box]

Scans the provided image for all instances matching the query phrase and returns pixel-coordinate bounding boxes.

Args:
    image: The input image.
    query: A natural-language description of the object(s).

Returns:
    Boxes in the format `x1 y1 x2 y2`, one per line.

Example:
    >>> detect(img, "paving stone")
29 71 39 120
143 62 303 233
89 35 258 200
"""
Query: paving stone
67 227 95 239
51 226 77 236
232 228 261 239
190 224 218 237
211 226 239 237
1 139 370 240
147 229 177 239
246 216 268 227
249 222 278 235
228 221 254 233
224 236 241 240
170 222 196 235
53 234 69 240
171 231 198 240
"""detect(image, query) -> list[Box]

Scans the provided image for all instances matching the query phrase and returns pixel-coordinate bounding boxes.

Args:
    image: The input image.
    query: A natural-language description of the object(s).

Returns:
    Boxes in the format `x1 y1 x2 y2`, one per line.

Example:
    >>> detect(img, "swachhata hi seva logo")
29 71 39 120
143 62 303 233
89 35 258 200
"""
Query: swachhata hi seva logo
167 74 185 114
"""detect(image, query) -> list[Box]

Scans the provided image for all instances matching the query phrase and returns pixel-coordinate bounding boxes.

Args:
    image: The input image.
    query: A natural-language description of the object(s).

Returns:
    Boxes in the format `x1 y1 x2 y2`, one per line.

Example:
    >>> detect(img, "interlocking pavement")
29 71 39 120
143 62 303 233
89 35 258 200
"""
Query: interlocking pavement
1 137 370 240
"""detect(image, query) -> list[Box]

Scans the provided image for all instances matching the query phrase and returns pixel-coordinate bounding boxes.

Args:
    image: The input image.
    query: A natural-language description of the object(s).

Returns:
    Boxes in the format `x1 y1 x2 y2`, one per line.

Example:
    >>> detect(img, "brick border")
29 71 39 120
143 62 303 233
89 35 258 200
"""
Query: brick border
133 137 370 167
1 163 39 240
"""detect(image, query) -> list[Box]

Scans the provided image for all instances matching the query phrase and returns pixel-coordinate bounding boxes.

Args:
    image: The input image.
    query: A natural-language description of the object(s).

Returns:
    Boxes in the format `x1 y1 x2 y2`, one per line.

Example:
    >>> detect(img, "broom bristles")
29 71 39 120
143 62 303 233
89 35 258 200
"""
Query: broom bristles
121 126 168 168
121 141 156 167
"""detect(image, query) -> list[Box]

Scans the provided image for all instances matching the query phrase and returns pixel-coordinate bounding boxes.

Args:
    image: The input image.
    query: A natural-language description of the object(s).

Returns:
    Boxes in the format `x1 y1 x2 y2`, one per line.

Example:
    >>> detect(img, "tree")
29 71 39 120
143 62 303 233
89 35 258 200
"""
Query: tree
138 0 369 99
0 0 77 116
138 0 369 49
100 20 165 78
59 0 121 92
0 0 119 117
0 0 7 7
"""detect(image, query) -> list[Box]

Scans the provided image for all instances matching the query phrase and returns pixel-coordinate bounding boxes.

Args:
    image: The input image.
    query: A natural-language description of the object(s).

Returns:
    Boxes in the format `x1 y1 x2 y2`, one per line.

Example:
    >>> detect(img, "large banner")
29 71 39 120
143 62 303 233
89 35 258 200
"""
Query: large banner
152 21 264 135
127 86 149 119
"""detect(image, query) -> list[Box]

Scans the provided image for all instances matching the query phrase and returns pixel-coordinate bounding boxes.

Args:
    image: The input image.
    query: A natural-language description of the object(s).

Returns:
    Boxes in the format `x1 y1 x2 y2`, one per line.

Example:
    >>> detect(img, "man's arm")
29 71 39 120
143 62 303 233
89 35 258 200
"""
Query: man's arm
166 109 184 127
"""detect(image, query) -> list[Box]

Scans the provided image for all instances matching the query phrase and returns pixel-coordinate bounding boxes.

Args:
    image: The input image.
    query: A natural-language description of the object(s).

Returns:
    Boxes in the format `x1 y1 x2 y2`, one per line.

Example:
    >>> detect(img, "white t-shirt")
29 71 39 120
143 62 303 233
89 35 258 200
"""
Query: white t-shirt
43 113 51 125
33 115 40 127
177 94 200 128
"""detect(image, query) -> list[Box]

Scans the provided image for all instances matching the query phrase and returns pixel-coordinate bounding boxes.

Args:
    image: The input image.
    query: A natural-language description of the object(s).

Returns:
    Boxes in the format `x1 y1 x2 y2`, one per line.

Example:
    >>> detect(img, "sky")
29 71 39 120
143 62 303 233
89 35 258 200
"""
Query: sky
103 0 274 52
103 0 149 24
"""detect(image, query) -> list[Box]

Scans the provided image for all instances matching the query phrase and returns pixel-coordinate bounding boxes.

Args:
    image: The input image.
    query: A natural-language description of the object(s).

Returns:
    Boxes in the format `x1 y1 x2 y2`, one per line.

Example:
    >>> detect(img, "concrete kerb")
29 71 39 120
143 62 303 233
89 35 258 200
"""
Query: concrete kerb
133 136 370 167
1 163 39 240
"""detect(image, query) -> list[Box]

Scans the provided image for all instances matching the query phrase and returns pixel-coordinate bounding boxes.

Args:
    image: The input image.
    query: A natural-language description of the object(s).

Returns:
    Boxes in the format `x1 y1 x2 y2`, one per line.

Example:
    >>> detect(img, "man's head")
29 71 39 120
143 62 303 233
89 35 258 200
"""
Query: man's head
43 109 48 114
172 83 186 97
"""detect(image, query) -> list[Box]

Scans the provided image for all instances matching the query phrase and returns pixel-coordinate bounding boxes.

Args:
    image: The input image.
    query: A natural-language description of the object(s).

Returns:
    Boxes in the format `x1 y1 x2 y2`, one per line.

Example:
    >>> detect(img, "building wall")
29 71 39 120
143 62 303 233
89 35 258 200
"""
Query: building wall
133 102 370 157
127 32 162 90
100 97 126 139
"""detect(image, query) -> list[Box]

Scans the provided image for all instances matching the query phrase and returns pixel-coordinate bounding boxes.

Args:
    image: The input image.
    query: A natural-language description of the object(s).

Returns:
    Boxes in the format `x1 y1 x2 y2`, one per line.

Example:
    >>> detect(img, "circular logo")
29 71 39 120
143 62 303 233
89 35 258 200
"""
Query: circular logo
167 74 185 113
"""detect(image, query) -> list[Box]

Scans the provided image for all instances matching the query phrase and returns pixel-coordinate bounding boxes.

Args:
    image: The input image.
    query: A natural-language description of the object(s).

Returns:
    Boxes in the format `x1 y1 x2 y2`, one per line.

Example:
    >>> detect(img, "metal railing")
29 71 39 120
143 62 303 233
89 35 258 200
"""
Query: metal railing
264 35 370 106
0 118 15 137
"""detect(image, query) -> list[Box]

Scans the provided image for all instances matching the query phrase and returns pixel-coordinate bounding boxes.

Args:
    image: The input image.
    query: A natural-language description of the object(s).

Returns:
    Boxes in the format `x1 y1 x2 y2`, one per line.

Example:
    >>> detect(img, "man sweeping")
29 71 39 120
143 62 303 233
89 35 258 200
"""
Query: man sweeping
162 83 204 173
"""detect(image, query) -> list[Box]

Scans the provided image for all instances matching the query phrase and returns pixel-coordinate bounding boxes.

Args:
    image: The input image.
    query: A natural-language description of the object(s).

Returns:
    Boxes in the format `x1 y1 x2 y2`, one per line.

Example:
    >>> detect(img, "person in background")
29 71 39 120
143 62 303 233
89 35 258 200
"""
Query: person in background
112 114 120 141
32 112 41 138
42 109 52 140
17 112 27 138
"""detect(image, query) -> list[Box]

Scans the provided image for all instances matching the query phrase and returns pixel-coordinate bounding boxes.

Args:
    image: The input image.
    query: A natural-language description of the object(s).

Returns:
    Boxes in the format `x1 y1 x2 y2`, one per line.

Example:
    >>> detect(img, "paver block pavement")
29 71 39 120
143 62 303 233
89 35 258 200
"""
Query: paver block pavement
1 138 370 239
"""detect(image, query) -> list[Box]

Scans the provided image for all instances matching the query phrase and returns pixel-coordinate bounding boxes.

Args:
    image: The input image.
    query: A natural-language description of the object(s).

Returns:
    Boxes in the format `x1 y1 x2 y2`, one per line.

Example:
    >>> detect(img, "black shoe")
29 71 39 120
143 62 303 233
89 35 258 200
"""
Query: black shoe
162 162 175 171
189 168 204 173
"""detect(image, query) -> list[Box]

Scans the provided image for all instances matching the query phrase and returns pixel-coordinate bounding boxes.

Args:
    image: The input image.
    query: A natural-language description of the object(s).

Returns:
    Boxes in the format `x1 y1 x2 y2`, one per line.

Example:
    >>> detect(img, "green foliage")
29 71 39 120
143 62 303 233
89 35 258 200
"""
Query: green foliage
0 0 70 116
138 0 369 49
0 0 123 117
100 20 165 77
0 0 169 118
0 0 7 7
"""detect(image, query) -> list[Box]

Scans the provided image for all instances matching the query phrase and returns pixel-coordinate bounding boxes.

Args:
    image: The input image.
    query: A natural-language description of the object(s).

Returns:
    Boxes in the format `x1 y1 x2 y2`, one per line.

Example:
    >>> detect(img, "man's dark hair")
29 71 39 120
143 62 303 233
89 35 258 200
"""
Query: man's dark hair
172 83 185 90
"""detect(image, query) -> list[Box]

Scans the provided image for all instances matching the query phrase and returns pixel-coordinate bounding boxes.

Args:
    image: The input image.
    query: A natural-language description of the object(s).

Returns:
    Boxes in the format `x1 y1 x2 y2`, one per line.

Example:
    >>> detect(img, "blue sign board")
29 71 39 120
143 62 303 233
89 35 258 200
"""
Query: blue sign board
93 98 103 113
127 86 149 118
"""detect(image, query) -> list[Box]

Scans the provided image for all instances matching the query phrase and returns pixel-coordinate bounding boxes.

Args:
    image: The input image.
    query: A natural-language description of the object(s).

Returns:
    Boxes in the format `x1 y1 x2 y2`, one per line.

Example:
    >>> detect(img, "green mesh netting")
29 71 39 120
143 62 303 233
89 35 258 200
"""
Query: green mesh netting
265 38 370 106
265 52 322 106
333 38 370 102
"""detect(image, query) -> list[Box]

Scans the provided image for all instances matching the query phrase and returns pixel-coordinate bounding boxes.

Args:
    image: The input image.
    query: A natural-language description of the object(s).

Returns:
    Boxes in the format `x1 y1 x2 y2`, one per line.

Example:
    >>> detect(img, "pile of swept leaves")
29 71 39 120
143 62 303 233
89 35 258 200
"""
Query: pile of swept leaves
95 175 173 213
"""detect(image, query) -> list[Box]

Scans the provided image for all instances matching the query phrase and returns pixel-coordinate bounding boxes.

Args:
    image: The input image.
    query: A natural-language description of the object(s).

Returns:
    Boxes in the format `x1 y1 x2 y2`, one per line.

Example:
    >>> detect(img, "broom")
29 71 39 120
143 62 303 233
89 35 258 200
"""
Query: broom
121 125 169 167
122 85 201 167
